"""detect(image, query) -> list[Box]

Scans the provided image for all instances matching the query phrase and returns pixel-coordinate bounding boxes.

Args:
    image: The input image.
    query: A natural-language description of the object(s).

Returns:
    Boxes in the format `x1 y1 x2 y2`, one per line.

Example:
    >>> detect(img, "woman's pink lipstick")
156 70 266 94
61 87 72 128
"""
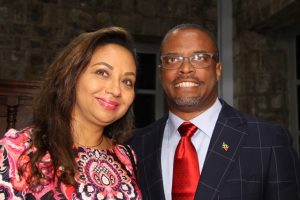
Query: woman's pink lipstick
97 98 119 110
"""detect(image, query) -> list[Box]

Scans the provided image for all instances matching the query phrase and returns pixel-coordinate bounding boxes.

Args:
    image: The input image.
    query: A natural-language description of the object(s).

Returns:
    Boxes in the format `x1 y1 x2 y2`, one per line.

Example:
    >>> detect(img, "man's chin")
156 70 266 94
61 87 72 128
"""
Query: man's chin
174 97 201 107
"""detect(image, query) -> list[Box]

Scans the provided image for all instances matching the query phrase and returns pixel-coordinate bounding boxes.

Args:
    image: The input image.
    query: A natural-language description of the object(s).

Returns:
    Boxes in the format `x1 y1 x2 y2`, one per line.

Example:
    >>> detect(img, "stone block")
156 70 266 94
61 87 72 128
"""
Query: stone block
67 9 94 30
0 23 10 35
11 23 30 36
0 0 218 84
30 39 43 49
0 50 10 62
24 63 46 80
262 50 285 71
29 52 44 66
244 72 257 94
11 50 25 62
141 18 163 36
240 51 260 72
270 94 284 109
95 12 113 27
204 20 217 33
1 64 26 80
43 5 64 25
236 95 258 115
27 3 44 24
0 36 12 47
11 2 26 23
0 4 10 22
156 1 173 17
60 0 80 7
98 0 123 11
121 0 135 12
37 0 59 3
257 95 268 110
137 0 157 16
173 2 189 17
203 7 217 21
31 25 52 38
241 31 267 50
272 74 286 93
256 73 271 93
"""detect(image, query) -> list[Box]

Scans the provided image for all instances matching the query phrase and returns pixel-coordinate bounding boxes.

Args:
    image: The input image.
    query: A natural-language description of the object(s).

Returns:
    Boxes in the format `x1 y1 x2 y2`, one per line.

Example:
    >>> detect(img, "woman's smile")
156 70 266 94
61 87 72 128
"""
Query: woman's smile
97 97 120 110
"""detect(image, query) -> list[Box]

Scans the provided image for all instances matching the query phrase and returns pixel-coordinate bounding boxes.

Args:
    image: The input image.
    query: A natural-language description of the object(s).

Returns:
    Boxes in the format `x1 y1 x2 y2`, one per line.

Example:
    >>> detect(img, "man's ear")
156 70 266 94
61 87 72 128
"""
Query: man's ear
216 63 222 81
159 67 162 81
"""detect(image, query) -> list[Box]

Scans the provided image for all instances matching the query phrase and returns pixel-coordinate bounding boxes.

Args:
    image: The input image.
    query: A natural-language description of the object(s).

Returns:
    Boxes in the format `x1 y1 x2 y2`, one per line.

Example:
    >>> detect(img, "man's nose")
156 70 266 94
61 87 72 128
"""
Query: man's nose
179 57 195 73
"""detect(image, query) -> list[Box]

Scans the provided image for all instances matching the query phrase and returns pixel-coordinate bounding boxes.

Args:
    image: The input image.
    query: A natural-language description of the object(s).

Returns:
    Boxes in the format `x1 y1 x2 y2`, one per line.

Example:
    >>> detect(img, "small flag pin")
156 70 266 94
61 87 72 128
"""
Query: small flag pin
222 142 229 151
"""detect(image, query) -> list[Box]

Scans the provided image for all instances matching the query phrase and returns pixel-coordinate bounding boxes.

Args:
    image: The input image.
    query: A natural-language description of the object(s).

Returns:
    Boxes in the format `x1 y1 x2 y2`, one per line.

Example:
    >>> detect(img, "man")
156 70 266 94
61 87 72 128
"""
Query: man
129 24 300 200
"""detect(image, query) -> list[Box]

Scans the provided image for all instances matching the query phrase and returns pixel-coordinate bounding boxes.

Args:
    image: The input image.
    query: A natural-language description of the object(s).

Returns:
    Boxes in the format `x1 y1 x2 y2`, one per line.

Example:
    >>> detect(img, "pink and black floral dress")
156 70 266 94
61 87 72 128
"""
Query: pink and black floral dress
0 127 142 200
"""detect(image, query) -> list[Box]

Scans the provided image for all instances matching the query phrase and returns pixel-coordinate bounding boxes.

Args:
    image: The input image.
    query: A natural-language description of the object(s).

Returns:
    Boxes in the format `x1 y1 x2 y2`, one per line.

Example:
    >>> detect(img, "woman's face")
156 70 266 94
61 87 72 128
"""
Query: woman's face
72 43 136 129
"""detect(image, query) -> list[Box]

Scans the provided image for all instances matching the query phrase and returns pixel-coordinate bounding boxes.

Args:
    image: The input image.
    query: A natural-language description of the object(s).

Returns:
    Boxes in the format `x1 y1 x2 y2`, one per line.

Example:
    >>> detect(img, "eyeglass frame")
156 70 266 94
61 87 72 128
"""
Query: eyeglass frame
158 52 219 70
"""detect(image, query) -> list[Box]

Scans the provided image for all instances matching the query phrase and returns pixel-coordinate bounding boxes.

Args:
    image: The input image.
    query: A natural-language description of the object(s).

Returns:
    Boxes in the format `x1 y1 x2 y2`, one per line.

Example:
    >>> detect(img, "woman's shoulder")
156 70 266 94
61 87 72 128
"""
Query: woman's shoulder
0 127 33 154
113 144 137 166
114 144 136 156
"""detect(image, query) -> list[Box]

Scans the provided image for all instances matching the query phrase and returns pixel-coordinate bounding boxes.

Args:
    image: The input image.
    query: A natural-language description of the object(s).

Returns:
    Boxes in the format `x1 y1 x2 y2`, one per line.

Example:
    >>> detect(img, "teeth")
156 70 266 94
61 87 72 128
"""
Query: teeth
175 82 198 87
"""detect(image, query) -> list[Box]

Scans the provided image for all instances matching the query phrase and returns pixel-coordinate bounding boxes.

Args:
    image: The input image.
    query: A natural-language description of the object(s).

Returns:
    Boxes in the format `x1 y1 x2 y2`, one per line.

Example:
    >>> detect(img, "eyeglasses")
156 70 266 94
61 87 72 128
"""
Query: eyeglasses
159 52 218 70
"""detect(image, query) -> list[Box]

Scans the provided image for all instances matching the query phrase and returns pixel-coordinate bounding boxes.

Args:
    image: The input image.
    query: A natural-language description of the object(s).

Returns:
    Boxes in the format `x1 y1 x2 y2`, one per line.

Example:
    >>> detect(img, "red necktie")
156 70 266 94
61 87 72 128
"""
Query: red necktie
172 122 200 200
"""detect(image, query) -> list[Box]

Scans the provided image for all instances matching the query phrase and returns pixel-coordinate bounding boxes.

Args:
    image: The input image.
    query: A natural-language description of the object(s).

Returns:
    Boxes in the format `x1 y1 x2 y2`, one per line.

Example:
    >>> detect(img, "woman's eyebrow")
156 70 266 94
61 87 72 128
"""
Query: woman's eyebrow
124 71 136 76
91 62 113 69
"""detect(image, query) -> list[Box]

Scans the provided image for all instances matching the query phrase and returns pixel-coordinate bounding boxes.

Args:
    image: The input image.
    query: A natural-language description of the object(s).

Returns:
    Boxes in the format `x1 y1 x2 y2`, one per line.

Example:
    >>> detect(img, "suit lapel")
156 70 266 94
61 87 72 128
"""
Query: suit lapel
195 101 248 200
142 116 167 200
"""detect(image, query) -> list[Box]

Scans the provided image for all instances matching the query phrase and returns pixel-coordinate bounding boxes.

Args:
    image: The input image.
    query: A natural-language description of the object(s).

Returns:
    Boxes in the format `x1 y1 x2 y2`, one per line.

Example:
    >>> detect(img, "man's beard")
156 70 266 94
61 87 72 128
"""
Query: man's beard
174 96 201 107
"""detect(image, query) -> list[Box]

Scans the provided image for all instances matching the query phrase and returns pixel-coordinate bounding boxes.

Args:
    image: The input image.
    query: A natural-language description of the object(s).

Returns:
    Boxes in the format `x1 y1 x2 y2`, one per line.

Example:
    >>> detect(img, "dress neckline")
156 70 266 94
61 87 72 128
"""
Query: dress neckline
73 144 121 152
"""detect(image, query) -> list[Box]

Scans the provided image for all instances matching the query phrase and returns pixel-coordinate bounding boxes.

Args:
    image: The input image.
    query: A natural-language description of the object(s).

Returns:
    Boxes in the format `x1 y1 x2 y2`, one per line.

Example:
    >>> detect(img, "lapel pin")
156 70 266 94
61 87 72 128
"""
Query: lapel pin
222 142 229 151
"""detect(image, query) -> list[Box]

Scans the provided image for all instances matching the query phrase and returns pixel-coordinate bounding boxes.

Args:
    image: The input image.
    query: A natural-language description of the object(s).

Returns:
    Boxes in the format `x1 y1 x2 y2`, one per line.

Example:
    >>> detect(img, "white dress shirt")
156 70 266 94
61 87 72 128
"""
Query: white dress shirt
161 98 222 200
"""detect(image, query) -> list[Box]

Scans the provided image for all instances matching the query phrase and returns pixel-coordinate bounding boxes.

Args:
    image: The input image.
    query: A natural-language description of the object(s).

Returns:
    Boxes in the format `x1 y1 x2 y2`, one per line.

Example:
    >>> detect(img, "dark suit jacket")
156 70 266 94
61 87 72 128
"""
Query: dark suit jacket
128 100 300 200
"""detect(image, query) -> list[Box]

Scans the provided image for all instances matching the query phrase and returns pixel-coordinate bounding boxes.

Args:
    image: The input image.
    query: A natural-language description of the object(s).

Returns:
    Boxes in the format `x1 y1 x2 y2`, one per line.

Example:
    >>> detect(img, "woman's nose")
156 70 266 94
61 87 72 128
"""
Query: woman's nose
105 81 121 97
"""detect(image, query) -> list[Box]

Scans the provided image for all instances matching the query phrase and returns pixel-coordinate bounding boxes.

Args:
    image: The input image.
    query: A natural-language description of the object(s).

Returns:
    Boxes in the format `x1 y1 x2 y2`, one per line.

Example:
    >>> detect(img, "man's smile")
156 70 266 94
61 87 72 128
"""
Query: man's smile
175 81 199 88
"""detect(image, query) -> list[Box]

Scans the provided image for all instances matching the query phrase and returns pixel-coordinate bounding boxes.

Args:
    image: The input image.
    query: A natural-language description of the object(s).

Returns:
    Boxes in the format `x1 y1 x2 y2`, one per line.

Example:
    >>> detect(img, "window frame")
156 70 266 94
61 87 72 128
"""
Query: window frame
287 28 300 154
135 43 165 121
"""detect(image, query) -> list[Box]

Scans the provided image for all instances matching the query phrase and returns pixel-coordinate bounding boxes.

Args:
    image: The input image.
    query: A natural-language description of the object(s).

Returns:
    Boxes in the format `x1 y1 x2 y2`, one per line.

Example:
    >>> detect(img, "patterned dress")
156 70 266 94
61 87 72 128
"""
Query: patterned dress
0 127 142 200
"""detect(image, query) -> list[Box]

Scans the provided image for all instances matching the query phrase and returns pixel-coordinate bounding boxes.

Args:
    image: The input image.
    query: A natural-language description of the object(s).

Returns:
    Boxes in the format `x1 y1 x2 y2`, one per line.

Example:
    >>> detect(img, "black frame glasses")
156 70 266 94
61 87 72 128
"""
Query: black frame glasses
159 52 218 70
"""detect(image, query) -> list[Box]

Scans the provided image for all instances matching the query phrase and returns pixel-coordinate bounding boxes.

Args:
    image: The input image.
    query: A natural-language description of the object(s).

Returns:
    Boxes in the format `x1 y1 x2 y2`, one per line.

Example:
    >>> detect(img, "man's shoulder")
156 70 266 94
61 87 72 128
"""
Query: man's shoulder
233 108 287 133
220 99 284 128
133 115 168 137
219 100 289 142
127 116 167 152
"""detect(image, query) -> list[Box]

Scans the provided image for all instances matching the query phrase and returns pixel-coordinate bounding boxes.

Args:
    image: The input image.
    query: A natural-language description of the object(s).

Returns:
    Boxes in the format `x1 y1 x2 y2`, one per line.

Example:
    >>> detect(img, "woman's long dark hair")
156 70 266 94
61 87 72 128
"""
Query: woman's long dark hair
19 27 137 188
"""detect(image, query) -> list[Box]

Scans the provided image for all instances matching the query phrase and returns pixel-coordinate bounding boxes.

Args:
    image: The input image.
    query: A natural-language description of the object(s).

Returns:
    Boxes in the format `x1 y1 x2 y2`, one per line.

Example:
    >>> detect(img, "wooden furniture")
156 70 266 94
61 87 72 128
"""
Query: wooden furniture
0 80 42 134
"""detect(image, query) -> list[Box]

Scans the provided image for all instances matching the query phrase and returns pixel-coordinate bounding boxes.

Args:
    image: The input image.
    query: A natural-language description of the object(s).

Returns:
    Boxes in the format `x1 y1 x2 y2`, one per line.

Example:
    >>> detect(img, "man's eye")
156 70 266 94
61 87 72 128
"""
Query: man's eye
193 54 209 62
166 56 180 64
96 69 109 77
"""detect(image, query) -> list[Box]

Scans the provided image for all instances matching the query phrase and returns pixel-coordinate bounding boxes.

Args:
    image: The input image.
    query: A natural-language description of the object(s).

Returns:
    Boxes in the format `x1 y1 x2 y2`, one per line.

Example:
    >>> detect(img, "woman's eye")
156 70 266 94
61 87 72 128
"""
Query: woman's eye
123 79 134 87
96 69 109 77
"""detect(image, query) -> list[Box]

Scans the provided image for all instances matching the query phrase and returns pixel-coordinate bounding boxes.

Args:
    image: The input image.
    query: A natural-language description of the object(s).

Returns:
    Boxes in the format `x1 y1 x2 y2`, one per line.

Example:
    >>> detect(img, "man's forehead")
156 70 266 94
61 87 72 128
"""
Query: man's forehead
169 28 208 39
161 28 216 52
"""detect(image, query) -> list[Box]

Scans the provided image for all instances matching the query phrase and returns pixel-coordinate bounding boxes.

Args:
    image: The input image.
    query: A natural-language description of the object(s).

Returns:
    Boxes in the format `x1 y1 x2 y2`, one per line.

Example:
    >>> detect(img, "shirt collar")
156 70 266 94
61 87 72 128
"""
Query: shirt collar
167 98 222 138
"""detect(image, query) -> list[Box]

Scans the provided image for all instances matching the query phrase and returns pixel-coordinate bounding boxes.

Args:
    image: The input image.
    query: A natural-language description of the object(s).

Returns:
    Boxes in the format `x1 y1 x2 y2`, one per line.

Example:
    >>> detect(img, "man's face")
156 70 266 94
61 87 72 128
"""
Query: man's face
160 28 222 119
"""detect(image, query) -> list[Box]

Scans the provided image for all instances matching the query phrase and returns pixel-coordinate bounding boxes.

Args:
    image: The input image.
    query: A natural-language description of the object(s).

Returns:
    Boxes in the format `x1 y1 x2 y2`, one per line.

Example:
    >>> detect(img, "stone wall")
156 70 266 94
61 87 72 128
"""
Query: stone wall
233 0 300 125
0 0 217 80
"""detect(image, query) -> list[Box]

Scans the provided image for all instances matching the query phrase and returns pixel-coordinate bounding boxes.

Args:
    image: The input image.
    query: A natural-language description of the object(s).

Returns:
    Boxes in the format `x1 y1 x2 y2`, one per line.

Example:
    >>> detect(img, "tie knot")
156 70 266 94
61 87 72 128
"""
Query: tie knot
178 122 198 138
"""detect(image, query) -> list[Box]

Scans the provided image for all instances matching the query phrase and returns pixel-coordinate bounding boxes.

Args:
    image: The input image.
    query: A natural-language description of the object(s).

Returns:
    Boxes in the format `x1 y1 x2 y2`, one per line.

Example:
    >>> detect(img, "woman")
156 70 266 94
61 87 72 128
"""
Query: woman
0 27 142 199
